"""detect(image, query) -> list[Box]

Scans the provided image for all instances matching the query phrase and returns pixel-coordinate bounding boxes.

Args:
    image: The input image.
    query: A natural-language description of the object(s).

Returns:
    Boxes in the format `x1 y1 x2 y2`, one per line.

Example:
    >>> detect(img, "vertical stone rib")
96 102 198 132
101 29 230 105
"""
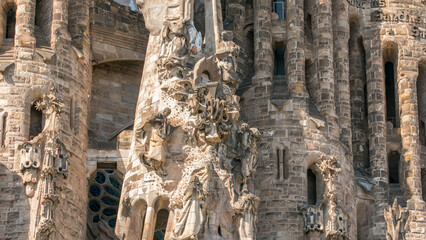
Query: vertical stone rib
332 0 351 149
253 0 273 83
51 0 69 48
397 59 422 200
15 0 35 49
313 0 339 141
287 0 307 105
365 26 387 239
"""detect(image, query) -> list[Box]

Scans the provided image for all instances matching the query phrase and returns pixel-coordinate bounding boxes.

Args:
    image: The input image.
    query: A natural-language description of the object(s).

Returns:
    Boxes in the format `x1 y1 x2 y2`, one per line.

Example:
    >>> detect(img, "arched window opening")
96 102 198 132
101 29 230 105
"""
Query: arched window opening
388 151 400 184
417 61 426 146
383 42 399 128
385 62 397 126
153 209 169 240
273 0 285 19
307 169 317 205
5 9 15 39
274 47 285 76
29 101 43 140
87 169 123 232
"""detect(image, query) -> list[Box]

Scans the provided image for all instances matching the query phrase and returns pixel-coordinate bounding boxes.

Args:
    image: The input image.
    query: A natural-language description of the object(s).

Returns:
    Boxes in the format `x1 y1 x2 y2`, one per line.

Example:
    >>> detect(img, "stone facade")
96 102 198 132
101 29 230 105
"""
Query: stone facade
0 0 425 240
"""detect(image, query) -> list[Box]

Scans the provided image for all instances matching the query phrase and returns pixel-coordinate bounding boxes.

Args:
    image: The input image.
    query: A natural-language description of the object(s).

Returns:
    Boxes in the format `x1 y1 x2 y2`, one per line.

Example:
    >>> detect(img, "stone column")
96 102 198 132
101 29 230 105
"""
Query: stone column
51 0 69 48
253 0 273 84
312 0 339 141
142 206 156 240
397 58 423 201
365 25 388 239
286 0 307 109
15 0 35 50
332 0 351 148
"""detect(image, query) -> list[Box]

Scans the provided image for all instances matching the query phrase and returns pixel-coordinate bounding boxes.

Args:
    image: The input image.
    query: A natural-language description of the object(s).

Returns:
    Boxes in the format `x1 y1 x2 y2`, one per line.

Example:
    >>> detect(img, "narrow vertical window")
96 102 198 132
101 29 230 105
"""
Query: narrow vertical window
417 61 426 146
307 169 317 205
70 98 74 130
385 62 397 126
282 149 286 179
388 151 400 184
5 9 15 39
74 101 80 134
274 47 285 76
273 0 285 19
276 149 280 179
0 112 7 147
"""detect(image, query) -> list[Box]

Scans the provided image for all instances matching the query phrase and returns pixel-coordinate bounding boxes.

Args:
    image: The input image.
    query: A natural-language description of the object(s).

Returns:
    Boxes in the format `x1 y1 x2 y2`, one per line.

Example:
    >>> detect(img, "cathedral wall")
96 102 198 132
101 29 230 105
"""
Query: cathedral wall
89 60 142 149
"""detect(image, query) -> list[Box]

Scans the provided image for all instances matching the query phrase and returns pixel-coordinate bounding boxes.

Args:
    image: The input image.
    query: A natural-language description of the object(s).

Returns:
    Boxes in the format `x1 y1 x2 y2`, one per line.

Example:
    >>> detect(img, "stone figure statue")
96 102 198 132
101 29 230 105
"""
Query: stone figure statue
173 176 205 240
141 108 172 173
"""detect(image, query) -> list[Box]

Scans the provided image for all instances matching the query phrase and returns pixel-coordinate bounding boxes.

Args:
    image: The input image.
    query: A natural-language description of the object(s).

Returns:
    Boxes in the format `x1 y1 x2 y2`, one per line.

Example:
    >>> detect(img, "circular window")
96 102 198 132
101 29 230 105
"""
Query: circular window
88 170 122 229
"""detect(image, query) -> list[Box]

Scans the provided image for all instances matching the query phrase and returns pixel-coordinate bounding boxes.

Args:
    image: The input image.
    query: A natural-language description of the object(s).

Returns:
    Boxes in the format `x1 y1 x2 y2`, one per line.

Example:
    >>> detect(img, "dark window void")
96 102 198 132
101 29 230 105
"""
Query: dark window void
307 169 317 205
385 62 398 126
6 9 15 39
388 151 400 184
305 13 313 41
422 169 426 201
154 209 169 240
420 121 425 146
29 102 43 140
273 0 285 19
274 48 285 76
1 113 7 147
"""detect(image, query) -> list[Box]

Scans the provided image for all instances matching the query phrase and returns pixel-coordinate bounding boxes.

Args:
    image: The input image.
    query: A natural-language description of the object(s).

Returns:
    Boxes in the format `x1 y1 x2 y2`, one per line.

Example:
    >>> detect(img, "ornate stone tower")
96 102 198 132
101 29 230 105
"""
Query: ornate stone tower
0 0 91 239
115 0 260 239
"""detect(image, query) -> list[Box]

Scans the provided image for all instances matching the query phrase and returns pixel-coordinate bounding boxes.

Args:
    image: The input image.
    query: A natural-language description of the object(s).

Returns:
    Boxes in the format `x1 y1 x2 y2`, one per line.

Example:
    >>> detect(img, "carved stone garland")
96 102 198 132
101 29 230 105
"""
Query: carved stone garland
18 89 69 240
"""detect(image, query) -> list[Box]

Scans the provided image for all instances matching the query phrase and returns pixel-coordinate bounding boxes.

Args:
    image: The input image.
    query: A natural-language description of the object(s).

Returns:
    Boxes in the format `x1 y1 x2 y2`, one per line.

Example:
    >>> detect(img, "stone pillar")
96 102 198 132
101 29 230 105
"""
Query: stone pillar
253 0 273 84
287 0 307 104
332 0 351 149
142 206 156 240
204 0 215 54
365 25 388 239
397 59 423 201
51 0 69 48
312 0 339 141
15 0 35 50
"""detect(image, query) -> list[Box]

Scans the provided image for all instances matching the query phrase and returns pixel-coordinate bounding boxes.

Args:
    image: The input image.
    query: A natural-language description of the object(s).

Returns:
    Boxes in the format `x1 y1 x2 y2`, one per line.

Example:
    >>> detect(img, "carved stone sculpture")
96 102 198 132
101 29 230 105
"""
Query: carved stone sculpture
117 1 260 239
384 199 409 240
317 155 348 240
301 205 324 233
18 89 69 240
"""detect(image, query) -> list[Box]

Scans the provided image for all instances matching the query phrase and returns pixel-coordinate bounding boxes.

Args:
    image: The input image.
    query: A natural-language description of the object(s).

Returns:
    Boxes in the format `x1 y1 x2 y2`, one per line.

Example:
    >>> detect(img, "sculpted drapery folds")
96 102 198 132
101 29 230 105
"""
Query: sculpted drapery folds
121 1 261 239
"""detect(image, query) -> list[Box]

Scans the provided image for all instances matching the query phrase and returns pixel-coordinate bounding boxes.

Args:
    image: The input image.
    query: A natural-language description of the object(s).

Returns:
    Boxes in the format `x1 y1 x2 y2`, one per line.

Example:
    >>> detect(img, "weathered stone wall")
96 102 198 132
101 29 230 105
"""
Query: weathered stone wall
89 60 142 149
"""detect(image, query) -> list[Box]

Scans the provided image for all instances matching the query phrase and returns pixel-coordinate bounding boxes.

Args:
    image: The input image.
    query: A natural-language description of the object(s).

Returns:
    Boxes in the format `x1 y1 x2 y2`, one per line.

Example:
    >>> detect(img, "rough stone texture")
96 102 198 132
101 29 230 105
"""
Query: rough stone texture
0 0 425 240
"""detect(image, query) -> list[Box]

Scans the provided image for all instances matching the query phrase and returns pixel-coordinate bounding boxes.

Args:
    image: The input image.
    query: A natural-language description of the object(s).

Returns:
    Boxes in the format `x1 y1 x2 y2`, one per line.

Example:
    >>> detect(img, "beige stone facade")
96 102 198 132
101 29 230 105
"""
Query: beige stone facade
0 0 425 240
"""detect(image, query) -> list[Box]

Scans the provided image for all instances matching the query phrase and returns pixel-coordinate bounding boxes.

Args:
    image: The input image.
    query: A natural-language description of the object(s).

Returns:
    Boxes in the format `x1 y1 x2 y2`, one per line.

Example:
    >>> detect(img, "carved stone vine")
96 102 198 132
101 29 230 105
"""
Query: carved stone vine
18 89 69 240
